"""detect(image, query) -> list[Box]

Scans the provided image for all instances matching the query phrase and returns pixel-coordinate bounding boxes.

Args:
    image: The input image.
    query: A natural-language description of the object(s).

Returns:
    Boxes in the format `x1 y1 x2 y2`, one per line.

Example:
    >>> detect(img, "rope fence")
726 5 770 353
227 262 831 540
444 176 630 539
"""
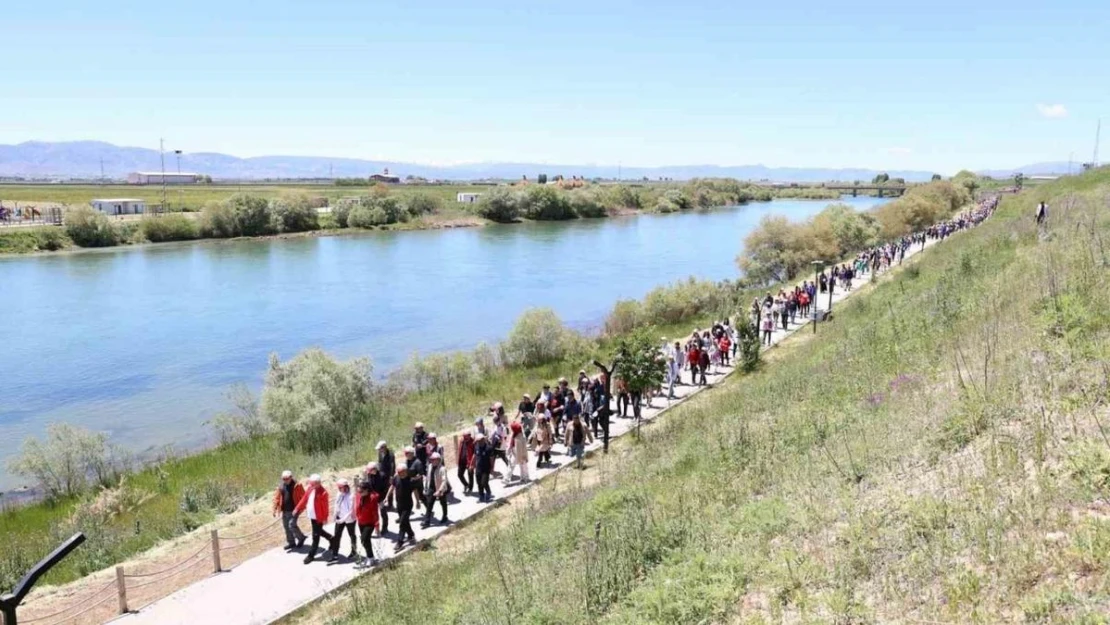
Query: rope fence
15 524 285 625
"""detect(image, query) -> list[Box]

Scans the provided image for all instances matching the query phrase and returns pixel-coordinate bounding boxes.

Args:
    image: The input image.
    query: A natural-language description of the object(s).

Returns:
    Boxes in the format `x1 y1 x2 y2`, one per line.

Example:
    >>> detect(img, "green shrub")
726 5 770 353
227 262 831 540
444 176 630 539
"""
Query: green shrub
348 205 390 228
270 192 320 233
197 200 240 237
501 308 587 367
260 348 375 452
140 214 199 242
64 206 123 247
0 227 69 253
569 190 607 218
473 188 521 223
405 193 442 217
226 193 275 237
521 185 575 220
604 300 644 335
7 424 128 500
331 198 358 228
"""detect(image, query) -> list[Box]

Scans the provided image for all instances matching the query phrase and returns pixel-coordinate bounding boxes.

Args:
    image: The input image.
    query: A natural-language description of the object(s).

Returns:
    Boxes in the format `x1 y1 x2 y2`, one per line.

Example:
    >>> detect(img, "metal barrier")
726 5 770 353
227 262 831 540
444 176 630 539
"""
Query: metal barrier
0 205 63 228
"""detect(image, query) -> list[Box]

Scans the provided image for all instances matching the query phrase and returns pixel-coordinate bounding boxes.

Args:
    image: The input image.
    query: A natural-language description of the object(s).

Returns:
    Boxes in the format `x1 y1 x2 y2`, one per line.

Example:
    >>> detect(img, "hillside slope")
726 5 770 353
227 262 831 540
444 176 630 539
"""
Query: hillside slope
292 170 1110 624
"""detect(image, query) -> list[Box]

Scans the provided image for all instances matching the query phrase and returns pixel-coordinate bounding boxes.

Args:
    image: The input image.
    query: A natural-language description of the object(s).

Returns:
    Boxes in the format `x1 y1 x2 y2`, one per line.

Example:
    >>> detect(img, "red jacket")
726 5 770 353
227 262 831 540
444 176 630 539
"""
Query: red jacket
457 434 475 468
355 491 380 527
293 483 329 521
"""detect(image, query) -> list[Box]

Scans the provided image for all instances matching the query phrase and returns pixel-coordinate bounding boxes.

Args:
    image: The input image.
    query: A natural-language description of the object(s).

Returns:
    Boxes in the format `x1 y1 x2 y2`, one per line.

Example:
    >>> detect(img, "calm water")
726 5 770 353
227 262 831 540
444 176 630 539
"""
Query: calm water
0 197 887 488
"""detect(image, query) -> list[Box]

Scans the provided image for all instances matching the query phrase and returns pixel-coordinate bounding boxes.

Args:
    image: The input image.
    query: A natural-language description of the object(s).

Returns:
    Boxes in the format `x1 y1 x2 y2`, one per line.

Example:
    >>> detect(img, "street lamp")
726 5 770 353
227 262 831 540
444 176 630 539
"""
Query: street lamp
810 260 823 334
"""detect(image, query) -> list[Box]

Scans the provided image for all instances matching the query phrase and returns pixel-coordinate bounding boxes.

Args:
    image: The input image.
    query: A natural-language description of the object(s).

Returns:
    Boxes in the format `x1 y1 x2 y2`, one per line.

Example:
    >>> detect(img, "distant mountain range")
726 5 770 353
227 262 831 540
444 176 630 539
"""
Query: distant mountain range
0 140 1066 183
976 162 1077 178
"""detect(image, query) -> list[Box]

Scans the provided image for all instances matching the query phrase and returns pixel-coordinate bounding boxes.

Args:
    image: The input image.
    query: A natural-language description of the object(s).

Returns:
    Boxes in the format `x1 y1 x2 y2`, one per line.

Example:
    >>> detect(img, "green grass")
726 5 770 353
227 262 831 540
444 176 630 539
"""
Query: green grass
278 167 1110 624
0 226 70 253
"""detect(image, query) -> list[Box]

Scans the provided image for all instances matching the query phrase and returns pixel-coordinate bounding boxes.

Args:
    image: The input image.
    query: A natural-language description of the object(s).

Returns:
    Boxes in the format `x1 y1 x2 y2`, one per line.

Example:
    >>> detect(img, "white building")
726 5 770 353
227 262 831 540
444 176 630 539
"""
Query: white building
127 172 200 185
456 192 482 204
91 198 146 215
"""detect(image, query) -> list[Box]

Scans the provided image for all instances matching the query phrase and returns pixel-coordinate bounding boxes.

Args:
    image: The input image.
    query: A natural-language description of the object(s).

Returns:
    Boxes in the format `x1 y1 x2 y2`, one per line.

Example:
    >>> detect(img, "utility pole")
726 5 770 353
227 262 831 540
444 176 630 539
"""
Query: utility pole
159 138 167 214
174 150 183 211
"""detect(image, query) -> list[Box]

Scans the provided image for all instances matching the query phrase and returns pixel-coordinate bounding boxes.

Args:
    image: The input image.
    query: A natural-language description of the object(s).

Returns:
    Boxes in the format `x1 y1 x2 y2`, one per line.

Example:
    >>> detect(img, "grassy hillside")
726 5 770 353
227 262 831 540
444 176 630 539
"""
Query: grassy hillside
302 169 1110 624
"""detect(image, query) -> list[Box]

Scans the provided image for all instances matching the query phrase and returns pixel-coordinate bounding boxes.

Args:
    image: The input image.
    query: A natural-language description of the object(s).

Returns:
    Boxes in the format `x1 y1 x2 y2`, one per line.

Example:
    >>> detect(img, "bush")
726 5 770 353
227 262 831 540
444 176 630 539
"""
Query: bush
226 193 275 237
569 190 607 218
604 300 645 335
521 185 575 220
501 308 587 367
7 424 128 499
65 206 123 247
198 200 240 237
270 191 320 233
473 188 521 223
140 214 199 242
406 193 443 218
0 227 69 253
348 205 390 228
261 348 375 452
331 198 358 228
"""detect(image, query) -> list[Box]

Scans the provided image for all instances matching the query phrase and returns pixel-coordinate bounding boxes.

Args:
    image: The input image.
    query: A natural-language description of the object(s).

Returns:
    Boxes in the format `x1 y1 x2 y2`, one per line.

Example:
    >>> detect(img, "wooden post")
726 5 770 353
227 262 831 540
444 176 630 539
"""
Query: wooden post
115 566 128 614
210 530 222 573
452 435 459 466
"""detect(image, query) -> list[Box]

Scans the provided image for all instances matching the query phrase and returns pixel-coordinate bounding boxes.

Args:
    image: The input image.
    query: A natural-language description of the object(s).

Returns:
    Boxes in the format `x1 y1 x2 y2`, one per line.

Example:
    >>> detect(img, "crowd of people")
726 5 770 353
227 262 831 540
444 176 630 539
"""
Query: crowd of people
271 195 1000 568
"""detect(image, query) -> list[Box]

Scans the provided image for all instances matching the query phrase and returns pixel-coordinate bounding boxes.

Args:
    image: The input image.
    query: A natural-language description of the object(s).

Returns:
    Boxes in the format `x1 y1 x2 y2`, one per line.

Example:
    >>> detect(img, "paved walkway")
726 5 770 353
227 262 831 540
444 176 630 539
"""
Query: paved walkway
110 238 943 625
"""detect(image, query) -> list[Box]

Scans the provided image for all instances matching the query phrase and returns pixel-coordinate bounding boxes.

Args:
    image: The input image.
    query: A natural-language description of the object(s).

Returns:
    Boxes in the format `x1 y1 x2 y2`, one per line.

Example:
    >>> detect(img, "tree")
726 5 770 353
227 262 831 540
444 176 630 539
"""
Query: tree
270 191 320 233
734 317 761 372
473 187 521 222
611 329 667 426
8 424 127 499
1014 172 1024 190
931 174 942 181
736 215 812 284
65 206 123 247
872 172 890 184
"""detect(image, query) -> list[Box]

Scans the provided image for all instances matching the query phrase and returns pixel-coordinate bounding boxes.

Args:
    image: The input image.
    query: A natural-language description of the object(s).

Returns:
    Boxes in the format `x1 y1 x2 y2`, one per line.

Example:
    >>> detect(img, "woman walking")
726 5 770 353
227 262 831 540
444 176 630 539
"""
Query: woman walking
473 433 494 503
355 480 380 568
332 478 357 561
505 421 530 484
564 413 593 469
529 415 555 467
456 432 475 494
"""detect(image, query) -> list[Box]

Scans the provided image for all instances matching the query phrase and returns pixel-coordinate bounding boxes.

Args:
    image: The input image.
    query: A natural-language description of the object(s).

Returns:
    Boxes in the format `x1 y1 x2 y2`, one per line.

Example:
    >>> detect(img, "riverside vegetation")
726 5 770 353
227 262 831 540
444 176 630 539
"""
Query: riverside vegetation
0 172 981 595
292 169 1110 624
0 179 841 254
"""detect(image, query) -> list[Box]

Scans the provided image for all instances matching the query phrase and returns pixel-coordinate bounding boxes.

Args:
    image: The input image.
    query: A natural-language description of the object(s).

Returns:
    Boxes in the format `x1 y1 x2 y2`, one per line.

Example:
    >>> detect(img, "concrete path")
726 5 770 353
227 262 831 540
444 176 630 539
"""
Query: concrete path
109 238 942 625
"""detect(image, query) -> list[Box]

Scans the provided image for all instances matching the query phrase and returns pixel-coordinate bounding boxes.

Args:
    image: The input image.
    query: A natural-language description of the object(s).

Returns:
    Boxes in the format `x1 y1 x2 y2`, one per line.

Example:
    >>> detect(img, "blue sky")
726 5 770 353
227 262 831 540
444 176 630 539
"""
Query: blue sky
1 0 1107 173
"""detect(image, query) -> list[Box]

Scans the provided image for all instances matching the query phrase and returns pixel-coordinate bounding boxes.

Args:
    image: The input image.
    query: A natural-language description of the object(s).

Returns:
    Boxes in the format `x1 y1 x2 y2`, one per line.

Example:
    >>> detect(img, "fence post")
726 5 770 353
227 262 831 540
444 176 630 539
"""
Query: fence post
210 530 222 573
115 566 128 614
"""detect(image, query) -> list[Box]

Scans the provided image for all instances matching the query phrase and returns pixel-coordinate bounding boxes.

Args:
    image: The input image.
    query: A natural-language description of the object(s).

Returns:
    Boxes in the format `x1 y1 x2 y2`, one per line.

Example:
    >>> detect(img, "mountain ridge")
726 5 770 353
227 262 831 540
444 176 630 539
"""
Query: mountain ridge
0 140 1057 182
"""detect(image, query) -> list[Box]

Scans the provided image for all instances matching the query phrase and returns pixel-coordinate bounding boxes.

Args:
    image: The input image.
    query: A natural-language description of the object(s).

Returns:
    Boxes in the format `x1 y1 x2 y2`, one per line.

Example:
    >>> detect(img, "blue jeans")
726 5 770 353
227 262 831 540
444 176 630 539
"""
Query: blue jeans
570 443 585 467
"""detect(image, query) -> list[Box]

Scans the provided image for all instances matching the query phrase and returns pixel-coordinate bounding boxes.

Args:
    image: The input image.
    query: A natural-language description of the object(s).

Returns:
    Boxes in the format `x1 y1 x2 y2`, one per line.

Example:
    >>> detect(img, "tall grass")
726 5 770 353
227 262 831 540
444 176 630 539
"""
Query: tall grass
310 168 1110 624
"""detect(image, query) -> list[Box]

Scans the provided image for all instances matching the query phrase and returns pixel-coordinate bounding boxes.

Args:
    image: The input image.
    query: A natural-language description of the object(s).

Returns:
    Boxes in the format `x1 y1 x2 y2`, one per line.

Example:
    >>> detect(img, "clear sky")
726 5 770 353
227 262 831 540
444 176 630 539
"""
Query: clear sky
2 0 1107 173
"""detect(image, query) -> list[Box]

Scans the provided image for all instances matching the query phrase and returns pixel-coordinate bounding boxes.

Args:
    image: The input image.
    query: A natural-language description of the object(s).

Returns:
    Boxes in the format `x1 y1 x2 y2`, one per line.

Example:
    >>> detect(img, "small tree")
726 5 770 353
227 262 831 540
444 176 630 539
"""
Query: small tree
65 206 123 247
612 328 666 426
931 174 942 181
8 424 125 499
735 317 761 372
872 172 890 184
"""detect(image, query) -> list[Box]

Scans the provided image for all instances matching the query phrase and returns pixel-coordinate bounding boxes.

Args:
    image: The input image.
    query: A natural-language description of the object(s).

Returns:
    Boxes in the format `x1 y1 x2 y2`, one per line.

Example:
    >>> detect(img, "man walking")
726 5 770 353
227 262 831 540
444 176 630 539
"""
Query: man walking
293 474 334 564
364 462 390 534
355 480 380 568
421 452 451 527
376 441 396 509
272 470 306 551
386 466 417 550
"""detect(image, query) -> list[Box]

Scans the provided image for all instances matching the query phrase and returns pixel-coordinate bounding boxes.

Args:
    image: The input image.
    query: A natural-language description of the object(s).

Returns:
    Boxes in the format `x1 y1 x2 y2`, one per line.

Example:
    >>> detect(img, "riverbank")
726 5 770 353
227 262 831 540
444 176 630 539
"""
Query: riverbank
0 179 845 255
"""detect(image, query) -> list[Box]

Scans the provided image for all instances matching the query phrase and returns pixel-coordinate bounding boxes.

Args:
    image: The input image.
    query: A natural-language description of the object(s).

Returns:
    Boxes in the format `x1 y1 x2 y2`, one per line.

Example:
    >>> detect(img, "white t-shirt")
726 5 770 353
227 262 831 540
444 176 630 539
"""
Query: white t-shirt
307 489 318 521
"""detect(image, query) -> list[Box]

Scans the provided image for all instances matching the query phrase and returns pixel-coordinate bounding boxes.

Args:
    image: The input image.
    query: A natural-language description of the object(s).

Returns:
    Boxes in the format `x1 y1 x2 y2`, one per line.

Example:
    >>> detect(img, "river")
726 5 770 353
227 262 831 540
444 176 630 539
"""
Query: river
0 197 888 488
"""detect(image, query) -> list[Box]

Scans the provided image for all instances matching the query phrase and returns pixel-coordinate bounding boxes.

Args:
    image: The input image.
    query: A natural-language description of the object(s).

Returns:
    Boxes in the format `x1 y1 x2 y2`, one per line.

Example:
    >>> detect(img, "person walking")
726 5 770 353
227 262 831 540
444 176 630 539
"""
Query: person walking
456 431 475 494
686 342 701 386
1035 200 1048 225
376 441 396 509
412 422 429 467
761 308 774 346
564 413 593 469
354 480 380 568
506 421 530 483
473 433 494 503
422 453 451 527
273 470 306 551
293 474 334 564
666 355 678 399
364 462 390 534
332 478 357 561
529 414 554 467
403 446 425 511
698 346 710 385
385 466 416 550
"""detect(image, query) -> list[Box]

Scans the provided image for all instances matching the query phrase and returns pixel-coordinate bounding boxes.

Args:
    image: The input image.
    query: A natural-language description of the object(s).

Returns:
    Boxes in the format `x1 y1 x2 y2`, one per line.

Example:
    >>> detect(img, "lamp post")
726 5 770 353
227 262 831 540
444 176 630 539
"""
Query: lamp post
811 260 823 334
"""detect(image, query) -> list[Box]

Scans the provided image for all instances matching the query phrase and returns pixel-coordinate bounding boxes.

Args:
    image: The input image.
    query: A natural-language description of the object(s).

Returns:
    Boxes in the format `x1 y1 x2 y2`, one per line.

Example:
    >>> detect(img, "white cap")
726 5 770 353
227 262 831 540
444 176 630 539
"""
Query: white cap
366 462 379 471
281 470 293 479
376 440 387 450
414 422 424 429
431 452 442 460
404 446 415 454
308 474 321 483
336 478 349 487
428 432 437 439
